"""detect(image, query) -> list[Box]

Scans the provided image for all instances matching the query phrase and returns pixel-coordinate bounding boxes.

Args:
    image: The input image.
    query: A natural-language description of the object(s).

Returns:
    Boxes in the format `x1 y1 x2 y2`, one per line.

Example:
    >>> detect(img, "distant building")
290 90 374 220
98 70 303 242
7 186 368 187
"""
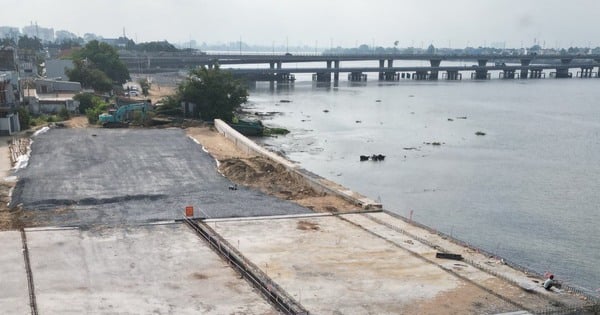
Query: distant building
45 59 74 80
0 47 21 135
22 23 54 43
24 78 81 114
55 30 78 42
0 26 20 42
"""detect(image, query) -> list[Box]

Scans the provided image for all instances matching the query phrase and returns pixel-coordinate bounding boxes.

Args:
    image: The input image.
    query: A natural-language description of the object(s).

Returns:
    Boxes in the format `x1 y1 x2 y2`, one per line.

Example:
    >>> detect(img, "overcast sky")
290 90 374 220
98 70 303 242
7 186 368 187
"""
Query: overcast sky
3 0 600 48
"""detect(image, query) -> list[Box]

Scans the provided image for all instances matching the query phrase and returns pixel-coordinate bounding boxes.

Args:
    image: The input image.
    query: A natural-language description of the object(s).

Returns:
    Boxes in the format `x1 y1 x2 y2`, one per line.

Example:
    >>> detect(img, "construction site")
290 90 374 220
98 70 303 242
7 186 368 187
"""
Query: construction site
0 119 598 314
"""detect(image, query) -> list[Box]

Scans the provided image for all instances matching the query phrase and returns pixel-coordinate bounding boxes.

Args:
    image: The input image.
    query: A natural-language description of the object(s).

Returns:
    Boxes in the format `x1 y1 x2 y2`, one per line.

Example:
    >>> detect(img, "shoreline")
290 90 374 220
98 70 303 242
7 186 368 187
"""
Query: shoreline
0 118 597 312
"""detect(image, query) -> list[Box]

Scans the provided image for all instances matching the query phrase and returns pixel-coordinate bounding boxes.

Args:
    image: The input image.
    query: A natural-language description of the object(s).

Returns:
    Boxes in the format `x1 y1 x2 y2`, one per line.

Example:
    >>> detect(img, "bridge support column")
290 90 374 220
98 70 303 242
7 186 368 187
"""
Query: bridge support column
520 58 531 79
579 66 593 78
429 59 441 80
348 72 367 82
313 73 331 82
333 60 340 82
414 71 428 80
502 69 515 79
382 59 397 81
474 59 488 80
378 60 385 80
444 70 460 80
555 58 572 78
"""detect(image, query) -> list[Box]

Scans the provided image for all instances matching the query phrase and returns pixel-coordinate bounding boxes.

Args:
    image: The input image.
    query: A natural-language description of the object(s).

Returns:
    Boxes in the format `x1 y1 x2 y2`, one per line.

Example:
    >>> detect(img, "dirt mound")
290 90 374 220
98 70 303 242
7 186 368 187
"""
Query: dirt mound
219 156 319 200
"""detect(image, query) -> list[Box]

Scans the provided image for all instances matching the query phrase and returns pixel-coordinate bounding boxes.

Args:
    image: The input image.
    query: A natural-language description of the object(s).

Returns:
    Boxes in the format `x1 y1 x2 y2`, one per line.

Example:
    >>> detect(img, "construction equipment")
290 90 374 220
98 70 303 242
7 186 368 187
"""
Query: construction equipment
99 102 151 128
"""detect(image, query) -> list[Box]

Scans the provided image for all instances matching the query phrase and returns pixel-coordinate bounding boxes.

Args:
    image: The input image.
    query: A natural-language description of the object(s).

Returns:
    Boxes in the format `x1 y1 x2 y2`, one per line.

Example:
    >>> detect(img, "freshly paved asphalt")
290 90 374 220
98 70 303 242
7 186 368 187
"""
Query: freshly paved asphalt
11 128 310 227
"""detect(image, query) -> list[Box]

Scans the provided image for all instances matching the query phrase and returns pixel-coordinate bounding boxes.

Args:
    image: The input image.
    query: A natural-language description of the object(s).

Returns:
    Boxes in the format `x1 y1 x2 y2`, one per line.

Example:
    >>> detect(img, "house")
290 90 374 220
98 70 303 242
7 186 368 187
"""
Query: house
24 78 81 114
45 59 74 80
0 47 21 135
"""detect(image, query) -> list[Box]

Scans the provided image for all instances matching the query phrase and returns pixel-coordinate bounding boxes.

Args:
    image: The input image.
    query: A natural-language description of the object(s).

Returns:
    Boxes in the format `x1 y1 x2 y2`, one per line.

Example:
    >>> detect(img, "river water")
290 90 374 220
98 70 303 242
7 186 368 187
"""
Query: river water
244 75 600 294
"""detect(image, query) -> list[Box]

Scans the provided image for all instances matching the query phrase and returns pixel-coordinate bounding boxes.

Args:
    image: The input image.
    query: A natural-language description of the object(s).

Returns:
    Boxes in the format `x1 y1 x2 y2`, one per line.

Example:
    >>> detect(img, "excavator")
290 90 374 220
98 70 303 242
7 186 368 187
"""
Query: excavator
98 102 152 128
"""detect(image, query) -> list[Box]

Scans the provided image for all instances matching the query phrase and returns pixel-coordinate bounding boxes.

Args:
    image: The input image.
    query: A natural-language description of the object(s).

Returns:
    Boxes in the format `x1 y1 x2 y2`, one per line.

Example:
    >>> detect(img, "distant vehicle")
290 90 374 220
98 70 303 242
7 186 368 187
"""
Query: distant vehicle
127 91 139 97
284 52 293 56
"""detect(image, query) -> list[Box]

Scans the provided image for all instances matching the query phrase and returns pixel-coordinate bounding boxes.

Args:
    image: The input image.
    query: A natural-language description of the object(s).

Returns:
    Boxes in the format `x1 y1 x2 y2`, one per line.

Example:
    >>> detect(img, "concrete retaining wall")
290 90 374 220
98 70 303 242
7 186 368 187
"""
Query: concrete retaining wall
214 119 382 210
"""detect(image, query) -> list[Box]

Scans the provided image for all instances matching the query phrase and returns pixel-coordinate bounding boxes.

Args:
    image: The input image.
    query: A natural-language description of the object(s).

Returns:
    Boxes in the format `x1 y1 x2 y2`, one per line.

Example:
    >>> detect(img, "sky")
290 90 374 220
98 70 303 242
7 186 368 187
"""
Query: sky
3 0 600 49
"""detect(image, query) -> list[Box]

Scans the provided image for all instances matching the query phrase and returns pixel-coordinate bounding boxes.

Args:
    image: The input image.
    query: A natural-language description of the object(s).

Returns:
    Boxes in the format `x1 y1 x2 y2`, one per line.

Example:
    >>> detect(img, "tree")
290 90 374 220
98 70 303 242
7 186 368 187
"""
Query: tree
427 44 436 54
66 60 113 92
72 40 130 84
138 78 150 96
176 66 248 122
18 35 43 51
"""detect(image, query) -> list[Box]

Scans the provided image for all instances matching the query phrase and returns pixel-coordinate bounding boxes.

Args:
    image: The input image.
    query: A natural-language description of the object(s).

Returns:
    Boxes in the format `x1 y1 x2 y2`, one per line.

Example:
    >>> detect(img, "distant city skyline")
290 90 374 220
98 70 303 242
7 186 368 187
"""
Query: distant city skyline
2 0 600 49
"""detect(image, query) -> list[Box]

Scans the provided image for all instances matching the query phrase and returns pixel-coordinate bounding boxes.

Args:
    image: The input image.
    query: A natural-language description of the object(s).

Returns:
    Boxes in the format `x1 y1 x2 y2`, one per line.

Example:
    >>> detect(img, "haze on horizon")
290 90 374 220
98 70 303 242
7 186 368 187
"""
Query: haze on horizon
3 0 600 49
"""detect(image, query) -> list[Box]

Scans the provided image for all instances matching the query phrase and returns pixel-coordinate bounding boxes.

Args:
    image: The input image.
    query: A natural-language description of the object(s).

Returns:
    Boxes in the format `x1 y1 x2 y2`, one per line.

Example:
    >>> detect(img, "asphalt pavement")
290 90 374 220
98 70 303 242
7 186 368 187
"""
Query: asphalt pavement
11 128 310 227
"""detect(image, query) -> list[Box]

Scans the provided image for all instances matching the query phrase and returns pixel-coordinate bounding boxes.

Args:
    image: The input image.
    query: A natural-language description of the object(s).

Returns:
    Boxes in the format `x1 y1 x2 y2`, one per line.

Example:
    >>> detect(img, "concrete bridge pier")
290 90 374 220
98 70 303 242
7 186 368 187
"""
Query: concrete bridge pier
312 73 331 82
429 59 441 80
382 59 398 81
444 70 461 80
348 72 367 82
520 58 531 79
378 60 385 80
555 58 572 78
474 59 489 80
578 66 594 78
530 68 544 79
501 69 516 79
413 71 429 80
333 60 340 82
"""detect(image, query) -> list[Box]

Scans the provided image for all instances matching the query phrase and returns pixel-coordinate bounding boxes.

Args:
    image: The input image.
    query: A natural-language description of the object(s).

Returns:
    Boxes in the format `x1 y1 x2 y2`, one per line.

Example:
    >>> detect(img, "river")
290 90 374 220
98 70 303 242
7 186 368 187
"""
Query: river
244 75 600 295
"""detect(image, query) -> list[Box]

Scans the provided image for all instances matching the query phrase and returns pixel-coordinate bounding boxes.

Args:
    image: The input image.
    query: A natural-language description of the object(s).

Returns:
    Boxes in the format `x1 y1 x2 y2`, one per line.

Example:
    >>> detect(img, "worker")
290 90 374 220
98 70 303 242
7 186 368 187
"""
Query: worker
543 275 556 290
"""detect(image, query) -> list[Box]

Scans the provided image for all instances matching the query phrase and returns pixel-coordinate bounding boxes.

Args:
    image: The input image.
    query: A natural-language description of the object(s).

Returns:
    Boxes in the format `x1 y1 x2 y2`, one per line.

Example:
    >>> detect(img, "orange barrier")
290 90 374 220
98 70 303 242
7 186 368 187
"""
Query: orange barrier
185 206 194 217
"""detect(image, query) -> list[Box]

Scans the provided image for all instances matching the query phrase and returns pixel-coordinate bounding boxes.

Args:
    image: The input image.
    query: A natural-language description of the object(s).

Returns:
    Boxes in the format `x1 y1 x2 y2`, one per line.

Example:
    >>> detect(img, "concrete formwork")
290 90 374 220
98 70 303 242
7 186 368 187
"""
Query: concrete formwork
24 223 277 314
207 213 592 314
0 231 30 314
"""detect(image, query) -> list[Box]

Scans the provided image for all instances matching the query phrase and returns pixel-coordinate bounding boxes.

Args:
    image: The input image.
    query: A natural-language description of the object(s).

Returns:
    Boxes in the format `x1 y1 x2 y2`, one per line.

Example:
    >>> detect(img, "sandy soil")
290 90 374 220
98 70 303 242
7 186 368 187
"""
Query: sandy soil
186 127 359 213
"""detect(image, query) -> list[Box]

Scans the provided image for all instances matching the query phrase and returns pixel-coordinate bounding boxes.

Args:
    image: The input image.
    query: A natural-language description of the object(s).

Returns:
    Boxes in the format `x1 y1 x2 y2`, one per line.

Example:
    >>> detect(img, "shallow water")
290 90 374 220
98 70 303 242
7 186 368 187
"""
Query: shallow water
248 77 600 294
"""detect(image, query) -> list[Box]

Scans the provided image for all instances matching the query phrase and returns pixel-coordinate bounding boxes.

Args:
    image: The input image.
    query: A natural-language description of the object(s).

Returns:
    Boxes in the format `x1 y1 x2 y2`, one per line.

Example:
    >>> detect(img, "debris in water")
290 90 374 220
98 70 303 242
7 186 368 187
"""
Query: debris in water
280 99 292 103
375 99 382 102
447 118 454 122
456 116 467 120
475 131 486 136
323 109 329 113
355 120 362 123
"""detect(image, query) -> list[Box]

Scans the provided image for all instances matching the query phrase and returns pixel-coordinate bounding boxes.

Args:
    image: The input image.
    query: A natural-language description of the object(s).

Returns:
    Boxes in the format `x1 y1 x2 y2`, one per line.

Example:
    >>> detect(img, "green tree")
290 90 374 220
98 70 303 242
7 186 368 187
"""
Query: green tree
17 35 43 51
72 40 130 84
17 107 31 129
176 66 248 122
138 78 151 96
66 60 113 92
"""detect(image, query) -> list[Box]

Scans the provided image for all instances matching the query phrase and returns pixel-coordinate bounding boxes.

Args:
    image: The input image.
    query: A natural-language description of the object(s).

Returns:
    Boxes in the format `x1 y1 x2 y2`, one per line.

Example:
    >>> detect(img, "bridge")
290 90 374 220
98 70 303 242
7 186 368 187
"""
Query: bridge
120 52 600 83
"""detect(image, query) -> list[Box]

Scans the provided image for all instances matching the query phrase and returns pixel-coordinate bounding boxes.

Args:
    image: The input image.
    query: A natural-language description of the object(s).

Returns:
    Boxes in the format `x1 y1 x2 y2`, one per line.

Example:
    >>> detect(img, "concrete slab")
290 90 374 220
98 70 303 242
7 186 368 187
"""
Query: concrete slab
0 231 30 314
11 128 310 227
26 223 276 314
210 215 521 314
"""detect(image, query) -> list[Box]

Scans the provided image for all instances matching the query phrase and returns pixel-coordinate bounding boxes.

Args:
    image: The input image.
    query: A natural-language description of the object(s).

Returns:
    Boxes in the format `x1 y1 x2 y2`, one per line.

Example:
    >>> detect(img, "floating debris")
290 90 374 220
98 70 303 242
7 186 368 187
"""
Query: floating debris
456 116 467 120
375 99 382 102
424 142 442 146
355 120 362 123
447 118 454 121
323 109 329 113
475 131 486 136
359 154 386 162
403 147 418 151
408 95 415 97
280 99 292 103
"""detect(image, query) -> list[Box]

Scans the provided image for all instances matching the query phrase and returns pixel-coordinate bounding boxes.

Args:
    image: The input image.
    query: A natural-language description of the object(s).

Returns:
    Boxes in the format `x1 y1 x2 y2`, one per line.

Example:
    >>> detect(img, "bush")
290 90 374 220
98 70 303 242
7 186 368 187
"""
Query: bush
17 106 31 129
58 107 70 121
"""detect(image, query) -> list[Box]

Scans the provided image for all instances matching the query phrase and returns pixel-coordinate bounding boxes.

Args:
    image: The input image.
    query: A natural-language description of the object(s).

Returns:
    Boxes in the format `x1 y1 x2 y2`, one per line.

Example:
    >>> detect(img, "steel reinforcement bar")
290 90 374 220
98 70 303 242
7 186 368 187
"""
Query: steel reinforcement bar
183 218 309 315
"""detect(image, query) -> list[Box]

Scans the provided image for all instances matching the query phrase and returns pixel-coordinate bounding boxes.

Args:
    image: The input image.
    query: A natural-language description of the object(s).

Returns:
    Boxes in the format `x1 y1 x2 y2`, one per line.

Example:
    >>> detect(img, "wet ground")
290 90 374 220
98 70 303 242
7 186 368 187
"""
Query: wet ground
11 128 310 227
